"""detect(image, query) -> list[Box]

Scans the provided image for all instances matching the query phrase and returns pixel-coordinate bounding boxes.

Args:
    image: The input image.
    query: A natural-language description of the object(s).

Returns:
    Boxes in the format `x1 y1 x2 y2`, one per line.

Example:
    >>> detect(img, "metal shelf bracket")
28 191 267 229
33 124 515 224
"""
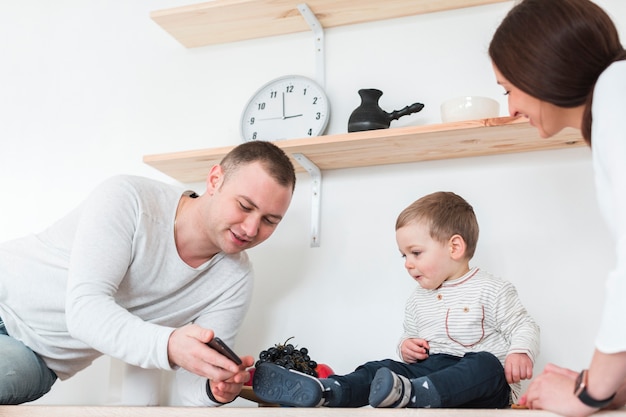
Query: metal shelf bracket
297 3 325 88
293 4 324 246
292 153 322 247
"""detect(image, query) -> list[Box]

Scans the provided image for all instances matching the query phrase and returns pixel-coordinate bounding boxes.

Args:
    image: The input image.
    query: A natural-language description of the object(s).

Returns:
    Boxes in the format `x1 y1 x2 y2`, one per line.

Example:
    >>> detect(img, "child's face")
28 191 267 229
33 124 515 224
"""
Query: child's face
396 220 459 290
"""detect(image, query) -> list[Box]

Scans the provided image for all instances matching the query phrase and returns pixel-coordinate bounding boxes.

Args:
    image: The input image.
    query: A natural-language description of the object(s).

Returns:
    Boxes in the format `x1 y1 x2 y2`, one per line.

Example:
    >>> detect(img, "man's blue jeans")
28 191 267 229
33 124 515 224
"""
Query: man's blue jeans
328 351 510 408
0 317 57 404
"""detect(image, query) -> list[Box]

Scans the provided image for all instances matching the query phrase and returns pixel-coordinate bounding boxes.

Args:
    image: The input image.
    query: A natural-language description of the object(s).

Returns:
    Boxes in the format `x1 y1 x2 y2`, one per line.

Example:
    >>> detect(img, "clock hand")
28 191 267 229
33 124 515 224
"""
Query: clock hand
281 92 303 119
282 92 286 118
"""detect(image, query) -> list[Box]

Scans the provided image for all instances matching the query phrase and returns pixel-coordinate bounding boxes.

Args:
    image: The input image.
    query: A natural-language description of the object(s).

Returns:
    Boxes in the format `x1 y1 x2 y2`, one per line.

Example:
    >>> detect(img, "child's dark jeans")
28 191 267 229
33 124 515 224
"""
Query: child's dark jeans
328 351 510 408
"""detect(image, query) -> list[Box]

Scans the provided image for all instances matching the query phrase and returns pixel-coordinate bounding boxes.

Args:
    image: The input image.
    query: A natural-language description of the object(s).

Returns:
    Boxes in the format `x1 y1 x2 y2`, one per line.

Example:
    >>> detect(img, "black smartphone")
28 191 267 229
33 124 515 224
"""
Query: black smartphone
207 337 242 365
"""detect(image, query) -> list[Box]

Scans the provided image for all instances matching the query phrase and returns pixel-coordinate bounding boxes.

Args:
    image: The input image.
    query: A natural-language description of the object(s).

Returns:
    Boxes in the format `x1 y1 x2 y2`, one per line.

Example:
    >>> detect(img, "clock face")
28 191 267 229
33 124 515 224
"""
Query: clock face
240 75 330 142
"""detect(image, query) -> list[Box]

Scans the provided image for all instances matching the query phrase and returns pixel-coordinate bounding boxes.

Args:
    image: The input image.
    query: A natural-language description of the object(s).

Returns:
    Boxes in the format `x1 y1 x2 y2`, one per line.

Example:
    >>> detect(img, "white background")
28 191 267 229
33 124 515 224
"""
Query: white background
1 0 625 406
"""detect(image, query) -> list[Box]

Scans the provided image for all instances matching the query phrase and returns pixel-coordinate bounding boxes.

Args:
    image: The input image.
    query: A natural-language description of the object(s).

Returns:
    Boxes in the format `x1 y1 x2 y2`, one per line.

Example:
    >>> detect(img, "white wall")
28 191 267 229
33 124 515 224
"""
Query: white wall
1 0 625 406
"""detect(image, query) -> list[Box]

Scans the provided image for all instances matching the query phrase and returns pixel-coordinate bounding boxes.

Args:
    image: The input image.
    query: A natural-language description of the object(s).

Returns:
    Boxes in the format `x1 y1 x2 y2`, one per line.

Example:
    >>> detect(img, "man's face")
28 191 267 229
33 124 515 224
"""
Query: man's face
205 161 293 255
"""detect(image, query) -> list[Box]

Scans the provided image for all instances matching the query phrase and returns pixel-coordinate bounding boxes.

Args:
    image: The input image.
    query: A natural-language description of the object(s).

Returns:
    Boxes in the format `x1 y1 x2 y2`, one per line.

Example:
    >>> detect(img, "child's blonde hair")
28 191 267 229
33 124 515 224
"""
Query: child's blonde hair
396 192 479 259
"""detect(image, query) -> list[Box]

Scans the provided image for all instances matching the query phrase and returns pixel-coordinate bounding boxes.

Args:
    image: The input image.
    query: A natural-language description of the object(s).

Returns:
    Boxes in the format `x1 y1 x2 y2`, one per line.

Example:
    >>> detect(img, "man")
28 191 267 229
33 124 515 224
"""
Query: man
0 140 295 406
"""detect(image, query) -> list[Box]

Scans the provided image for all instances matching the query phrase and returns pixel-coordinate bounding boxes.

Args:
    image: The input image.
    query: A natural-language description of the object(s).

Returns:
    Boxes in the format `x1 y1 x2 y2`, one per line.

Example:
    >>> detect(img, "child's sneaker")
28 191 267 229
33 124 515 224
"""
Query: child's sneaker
368 367 412 408
252 362 325 407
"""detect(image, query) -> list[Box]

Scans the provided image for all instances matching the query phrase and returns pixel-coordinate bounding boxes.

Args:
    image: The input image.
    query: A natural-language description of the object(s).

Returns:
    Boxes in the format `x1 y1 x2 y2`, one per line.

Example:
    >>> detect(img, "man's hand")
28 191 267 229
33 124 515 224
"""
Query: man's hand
167 324 253 382
504 352 533 384
400 338 430 363
208 366 254 404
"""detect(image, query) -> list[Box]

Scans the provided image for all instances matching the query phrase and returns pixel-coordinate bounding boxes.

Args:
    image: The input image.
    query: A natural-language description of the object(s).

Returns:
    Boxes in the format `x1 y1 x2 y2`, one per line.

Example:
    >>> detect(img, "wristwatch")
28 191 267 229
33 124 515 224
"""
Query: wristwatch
574 369 616 408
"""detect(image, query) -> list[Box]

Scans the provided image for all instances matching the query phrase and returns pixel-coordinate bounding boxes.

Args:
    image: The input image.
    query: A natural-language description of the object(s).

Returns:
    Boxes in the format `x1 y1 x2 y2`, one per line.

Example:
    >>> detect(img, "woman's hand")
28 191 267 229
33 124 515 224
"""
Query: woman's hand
520 363 596 417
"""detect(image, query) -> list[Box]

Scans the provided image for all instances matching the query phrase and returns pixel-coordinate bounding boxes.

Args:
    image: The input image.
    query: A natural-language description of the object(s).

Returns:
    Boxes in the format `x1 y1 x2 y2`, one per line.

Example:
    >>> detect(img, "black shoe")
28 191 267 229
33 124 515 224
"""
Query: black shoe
369 367 412 408
253 362 325 407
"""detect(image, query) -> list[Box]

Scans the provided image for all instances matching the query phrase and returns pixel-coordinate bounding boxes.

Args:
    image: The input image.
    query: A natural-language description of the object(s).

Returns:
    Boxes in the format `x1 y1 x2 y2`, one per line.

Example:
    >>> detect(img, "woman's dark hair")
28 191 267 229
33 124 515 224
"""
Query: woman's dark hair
489 0 626 144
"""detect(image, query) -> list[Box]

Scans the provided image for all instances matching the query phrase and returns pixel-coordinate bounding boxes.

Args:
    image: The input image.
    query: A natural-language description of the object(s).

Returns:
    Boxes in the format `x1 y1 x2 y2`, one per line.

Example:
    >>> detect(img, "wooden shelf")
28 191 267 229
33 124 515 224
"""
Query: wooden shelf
147 0 585 247
143 117 584 183
150 0 510 48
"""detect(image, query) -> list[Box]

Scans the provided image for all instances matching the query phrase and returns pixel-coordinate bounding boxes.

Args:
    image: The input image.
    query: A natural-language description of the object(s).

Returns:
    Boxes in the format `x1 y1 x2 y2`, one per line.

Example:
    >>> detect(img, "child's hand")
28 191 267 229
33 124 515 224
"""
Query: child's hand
401 338 430 363
504 352 533 384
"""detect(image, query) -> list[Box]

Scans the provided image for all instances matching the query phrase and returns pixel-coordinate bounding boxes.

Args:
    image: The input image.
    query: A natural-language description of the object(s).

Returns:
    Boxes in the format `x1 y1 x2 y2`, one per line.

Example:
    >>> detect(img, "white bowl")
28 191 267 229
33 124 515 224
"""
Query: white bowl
440 96 500 123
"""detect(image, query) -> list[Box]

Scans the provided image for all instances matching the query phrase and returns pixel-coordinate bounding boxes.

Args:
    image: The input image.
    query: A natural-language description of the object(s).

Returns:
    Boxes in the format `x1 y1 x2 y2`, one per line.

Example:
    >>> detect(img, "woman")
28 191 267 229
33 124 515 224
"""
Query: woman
489 0 626 416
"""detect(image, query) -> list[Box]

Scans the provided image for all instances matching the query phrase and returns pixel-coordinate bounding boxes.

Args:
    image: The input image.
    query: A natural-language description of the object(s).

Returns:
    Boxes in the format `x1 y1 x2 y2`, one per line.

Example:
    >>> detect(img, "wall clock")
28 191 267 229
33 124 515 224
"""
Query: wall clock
240 75 330 142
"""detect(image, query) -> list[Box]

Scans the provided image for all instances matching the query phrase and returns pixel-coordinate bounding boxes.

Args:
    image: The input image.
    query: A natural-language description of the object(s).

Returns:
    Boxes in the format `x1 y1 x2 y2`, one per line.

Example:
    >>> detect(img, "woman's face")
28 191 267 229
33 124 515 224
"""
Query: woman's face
492 64 573 138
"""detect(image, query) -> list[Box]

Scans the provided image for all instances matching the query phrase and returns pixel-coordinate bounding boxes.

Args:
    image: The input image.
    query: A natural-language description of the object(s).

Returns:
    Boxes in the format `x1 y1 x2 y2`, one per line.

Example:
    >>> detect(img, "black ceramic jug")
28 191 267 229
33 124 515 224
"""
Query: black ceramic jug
348 89 424 132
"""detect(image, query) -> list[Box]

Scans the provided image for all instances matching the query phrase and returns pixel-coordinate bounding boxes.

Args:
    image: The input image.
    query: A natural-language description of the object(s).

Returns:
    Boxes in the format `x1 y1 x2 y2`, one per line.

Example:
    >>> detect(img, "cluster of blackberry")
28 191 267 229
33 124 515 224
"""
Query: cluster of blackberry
255 337 319 377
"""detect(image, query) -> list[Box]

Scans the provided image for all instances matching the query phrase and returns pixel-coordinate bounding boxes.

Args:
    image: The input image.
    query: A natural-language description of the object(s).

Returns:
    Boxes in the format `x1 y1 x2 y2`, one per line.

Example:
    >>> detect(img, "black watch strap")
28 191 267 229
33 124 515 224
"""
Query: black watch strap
578 389 616 408
575 370 616 408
